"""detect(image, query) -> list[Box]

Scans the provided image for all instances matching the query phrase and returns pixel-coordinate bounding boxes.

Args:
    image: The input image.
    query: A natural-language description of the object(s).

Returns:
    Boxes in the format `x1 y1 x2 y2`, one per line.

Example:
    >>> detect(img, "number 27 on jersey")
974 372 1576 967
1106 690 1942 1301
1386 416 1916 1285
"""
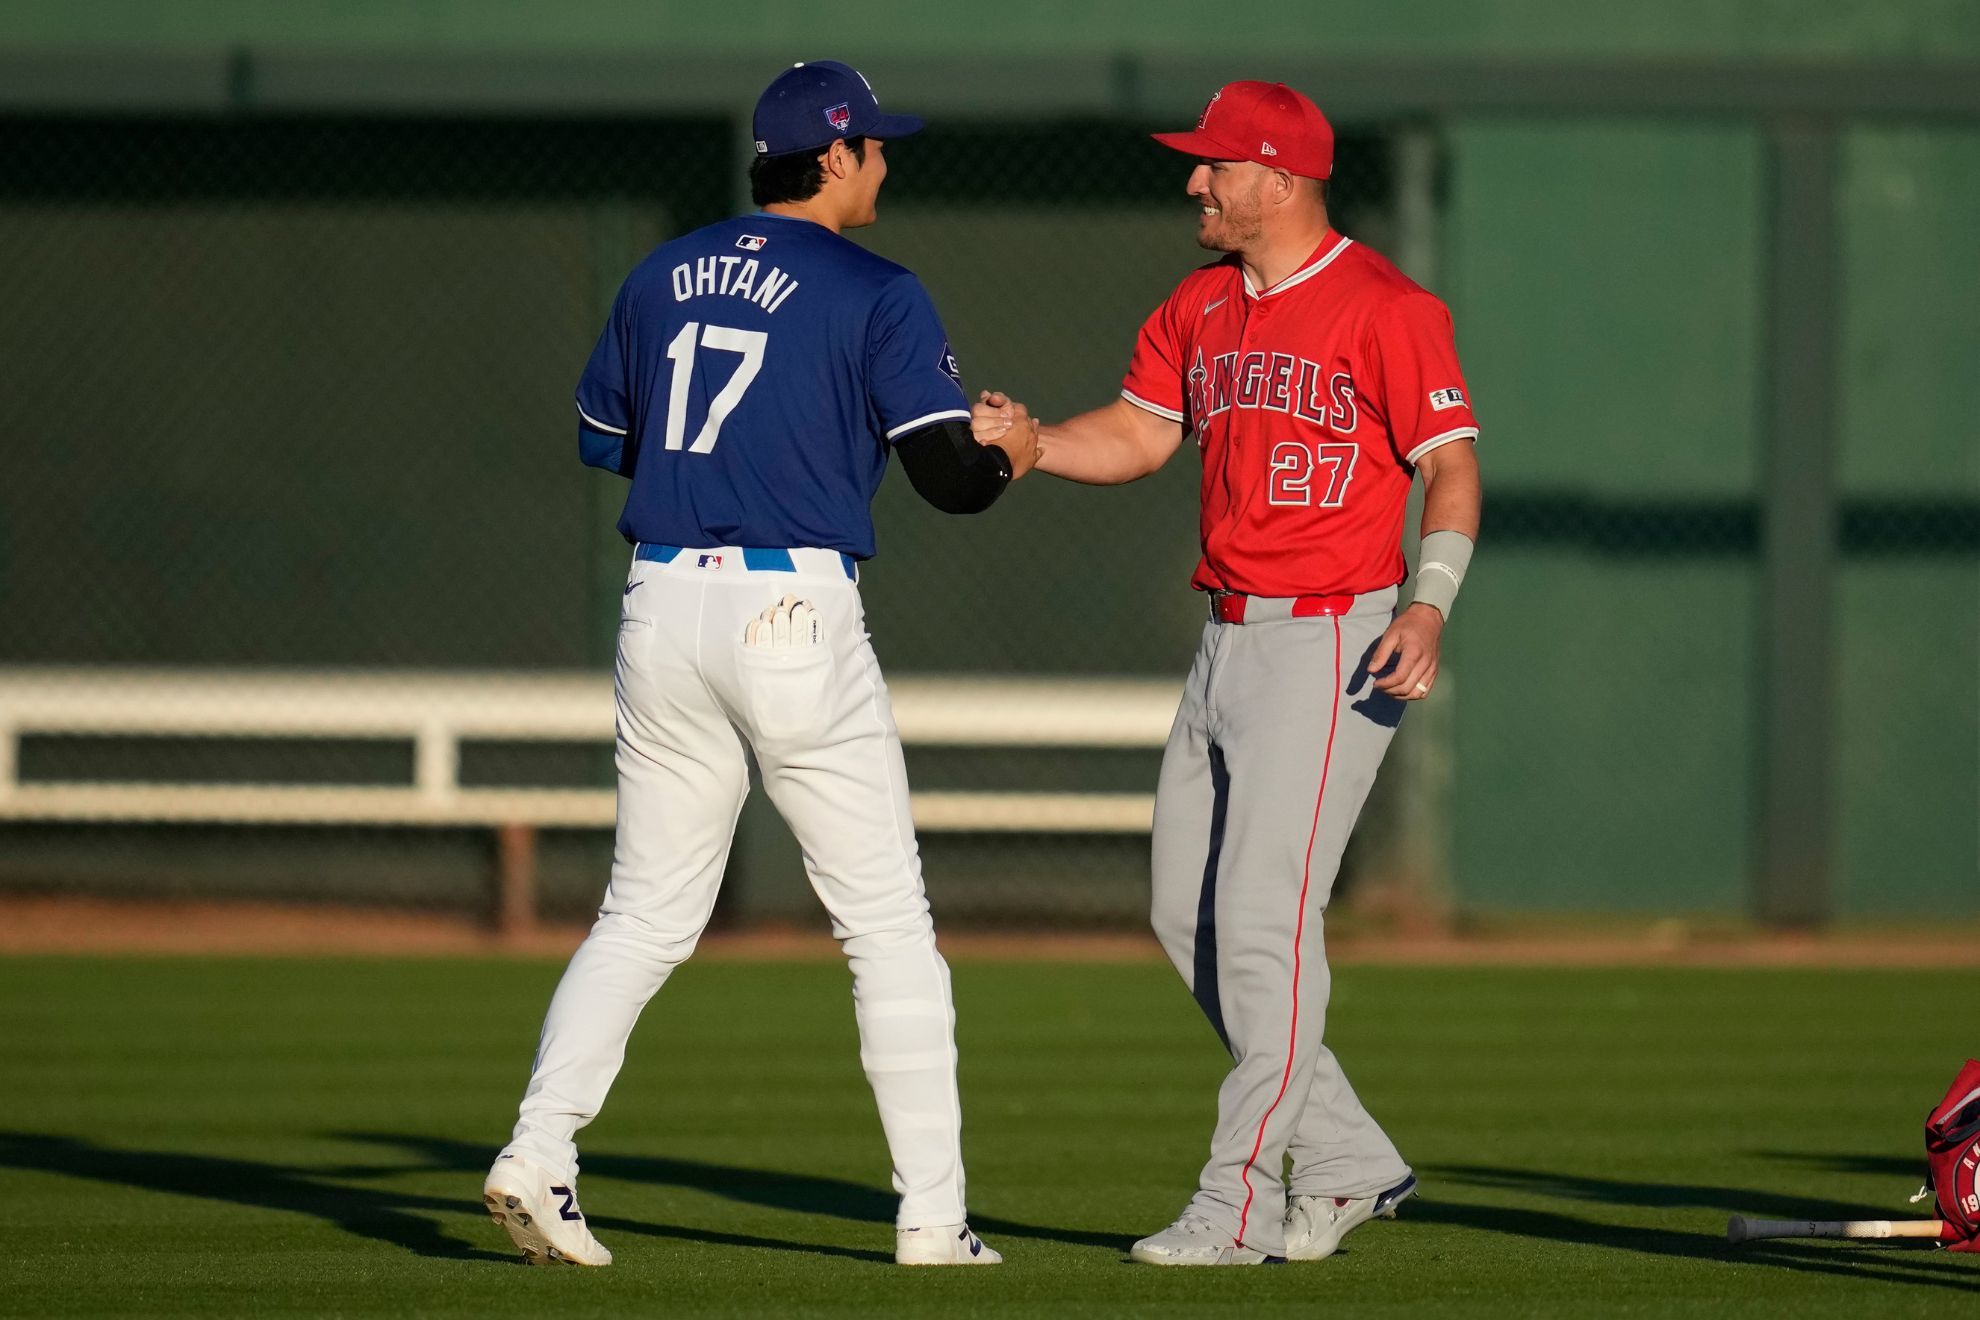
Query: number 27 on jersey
1268 440 1358 507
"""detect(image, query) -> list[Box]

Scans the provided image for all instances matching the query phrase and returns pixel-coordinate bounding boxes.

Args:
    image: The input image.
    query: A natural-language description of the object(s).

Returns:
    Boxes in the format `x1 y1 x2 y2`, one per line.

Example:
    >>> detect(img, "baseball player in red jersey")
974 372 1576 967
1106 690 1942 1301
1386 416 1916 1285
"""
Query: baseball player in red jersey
976 81 1481 1265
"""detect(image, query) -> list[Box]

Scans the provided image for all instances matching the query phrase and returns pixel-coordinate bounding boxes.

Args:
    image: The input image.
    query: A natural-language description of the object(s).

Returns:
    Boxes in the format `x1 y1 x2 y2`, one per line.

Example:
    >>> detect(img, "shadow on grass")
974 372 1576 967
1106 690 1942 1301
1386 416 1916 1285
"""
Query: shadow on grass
1421 1163 1978 1296
1433 1162 1902 1218
0 1130 503 1262
1752 1149 1921 1180
40 1124 1952 1288
0 1130 889 1264
336 1131 1135 1254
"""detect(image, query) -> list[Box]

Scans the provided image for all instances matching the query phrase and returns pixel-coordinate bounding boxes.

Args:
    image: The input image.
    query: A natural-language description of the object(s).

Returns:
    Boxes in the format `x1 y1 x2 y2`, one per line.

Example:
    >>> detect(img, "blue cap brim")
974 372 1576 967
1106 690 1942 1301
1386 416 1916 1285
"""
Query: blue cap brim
868 113 923 140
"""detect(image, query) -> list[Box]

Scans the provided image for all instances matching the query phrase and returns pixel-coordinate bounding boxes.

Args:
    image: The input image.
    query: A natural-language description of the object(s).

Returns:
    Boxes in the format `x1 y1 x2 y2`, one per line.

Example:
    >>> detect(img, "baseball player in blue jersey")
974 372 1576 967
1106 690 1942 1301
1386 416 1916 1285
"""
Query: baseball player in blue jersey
482 60 1038 1269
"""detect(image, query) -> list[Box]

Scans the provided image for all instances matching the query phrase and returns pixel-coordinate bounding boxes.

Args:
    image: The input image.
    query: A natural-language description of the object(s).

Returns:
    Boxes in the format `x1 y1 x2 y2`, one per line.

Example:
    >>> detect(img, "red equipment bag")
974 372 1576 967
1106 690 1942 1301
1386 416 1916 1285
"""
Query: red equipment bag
1924 1058 1980 1252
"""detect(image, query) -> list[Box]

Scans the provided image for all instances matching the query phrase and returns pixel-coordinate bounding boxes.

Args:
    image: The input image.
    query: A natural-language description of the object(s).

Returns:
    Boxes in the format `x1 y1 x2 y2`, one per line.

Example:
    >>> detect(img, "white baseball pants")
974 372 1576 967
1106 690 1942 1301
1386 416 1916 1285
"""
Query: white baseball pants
504 545 969 1228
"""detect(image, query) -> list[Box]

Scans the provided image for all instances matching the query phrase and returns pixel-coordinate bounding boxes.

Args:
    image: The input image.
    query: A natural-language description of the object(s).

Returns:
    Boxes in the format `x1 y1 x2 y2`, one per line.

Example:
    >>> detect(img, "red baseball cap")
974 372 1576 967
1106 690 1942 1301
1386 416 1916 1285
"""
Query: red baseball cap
1152 81 1333 180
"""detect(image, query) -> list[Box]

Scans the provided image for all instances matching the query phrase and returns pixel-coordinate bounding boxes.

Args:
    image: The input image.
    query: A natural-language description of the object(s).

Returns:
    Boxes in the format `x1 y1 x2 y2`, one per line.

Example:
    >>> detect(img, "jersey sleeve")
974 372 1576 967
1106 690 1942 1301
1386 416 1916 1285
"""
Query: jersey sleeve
1119 289 1189 424
575 284 633 474
1363 291 1479 466
868 274 970 443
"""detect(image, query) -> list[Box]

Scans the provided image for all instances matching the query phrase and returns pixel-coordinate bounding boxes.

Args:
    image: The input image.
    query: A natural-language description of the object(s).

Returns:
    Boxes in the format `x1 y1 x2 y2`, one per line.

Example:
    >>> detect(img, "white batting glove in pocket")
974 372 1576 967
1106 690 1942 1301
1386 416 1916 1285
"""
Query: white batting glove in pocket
737 594 835 745
743 594 822 650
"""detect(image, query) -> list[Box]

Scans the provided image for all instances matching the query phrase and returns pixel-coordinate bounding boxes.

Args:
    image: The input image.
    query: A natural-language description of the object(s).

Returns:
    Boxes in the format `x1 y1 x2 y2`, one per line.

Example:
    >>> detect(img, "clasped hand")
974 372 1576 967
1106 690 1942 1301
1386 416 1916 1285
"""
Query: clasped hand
971 390 1042 479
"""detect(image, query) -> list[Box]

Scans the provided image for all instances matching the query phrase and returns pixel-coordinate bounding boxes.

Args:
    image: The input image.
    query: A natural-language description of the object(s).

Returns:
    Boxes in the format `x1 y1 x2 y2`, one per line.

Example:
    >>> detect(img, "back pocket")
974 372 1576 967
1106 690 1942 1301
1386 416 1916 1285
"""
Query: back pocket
734 596 836 745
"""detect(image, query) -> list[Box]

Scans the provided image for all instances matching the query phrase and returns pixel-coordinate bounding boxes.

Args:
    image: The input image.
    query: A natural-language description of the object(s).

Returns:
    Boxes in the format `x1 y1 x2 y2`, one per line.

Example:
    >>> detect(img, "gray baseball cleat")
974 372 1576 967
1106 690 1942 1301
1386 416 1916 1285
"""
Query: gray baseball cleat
482 1152 614 1267
1283 1173 1418 1261
895 1222 1002 1265
1128 1213 1285 1266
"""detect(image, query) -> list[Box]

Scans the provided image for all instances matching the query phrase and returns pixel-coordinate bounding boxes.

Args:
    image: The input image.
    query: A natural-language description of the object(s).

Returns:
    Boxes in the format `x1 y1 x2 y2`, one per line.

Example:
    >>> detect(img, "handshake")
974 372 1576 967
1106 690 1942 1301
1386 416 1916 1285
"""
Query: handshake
972 390 1044 480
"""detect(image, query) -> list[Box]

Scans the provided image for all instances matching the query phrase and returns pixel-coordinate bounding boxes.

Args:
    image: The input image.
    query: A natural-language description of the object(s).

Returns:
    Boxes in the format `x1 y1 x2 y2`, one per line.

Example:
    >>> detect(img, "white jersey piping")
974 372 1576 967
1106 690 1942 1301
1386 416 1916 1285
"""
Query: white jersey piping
1404 426 1479 465
1120 389 1186 423
1241 235 1355 300
576 403 628 436
885 408 971 440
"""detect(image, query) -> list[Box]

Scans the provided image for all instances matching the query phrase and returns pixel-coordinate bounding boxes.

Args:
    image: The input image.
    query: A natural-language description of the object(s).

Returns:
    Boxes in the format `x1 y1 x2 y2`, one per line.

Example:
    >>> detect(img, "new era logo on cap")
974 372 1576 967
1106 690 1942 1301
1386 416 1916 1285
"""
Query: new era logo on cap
1153 80 1334 180
1428 388 1466 411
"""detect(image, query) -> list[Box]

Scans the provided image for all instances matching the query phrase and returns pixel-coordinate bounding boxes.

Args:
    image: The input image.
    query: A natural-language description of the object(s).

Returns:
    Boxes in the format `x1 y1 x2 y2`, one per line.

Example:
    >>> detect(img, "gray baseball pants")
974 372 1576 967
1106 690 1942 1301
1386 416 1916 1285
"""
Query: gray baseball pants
1149 586 1414 1256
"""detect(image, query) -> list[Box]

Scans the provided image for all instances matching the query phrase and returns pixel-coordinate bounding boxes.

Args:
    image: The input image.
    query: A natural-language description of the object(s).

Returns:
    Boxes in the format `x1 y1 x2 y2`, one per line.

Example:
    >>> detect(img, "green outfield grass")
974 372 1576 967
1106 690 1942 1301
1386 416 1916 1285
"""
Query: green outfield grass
3 953 1976 1317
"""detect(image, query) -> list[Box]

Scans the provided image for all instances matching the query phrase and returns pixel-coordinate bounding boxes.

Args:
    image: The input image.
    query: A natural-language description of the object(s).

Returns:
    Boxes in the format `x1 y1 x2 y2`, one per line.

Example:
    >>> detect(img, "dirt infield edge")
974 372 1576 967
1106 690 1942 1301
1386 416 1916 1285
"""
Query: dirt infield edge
3 894 1977 967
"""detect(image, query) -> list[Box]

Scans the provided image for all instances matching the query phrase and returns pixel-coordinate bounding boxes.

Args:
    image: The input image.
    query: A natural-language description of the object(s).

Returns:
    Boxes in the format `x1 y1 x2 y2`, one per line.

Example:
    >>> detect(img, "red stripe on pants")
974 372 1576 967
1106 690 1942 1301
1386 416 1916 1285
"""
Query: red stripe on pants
1233 617 1341 1249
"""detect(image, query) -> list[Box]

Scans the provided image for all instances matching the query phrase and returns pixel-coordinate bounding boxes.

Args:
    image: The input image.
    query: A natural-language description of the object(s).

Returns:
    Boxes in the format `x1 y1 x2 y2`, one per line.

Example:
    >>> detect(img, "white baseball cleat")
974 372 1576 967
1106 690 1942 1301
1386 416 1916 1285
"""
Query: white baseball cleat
895 1223 1001 1265
482 1152 614 1267
1284 1173 1418 1261
1128 1213 1283 1266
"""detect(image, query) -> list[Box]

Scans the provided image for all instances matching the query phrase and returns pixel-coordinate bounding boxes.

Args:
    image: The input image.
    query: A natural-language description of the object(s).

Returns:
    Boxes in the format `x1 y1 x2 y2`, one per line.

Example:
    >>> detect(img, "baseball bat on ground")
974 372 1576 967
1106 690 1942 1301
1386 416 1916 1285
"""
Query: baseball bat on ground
1726 1215 1947 1244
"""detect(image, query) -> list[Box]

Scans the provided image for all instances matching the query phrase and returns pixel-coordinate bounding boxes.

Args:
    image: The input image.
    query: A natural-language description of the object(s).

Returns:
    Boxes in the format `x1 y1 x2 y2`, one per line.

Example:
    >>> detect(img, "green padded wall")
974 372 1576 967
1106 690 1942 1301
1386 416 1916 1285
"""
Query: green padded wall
1833 126 1980 915
1443 121 1765 911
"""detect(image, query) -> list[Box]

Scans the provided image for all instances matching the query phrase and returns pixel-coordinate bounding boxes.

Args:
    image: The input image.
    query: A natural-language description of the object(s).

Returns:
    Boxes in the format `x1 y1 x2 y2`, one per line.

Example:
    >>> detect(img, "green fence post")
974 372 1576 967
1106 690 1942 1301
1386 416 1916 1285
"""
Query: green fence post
1755 117 1840 928
1349 121 1455 929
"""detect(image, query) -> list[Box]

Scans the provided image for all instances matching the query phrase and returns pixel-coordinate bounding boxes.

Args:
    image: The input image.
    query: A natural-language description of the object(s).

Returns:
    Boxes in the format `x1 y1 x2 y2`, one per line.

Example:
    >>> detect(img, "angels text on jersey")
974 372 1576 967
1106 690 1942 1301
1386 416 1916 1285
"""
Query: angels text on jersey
1186 346 1358 434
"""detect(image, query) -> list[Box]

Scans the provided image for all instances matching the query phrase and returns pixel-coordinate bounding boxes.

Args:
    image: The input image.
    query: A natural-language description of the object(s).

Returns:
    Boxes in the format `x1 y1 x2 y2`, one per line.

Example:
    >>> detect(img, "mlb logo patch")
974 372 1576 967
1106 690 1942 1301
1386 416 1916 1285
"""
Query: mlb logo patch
1428 387 1466 411
938 341 962 388
736 234 767 251
695 554 724 569
824 102 853 133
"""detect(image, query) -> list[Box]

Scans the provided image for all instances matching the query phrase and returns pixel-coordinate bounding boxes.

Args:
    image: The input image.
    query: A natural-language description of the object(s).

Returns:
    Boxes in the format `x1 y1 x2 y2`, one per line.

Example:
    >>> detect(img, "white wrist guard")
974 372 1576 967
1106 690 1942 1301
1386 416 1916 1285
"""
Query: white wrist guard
1412 529 1474 619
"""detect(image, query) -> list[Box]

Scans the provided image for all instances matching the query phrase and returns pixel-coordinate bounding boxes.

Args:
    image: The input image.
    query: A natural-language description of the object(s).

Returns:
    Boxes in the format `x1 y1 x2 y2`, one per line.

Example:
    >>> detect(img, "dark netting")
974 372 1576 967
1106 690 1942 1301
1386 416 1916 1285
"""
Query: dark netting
0 116 729 673
0 112 1402 926
0 114 1387 674
0 110 1962 928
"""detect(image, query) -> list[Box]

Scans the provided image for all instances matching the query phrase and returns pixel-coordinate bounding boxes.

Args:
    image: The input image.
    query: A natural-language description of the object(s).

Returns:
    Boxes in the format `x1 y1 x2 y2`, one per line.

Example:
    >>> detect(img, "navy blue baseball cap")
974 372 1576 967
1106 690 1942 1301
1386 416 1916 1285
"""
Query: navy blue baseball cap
751 60 923 157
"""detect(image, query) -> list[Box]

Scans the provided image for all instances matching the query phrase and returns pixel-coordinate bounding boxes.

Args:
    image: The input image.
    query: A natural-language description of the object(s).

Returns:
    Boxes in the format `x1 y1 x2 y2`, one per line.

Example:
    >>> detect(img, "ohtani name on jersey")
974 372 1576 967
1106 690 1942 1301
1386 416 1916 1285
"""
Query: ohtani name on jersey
670 256 800 314
1186 347 1357 432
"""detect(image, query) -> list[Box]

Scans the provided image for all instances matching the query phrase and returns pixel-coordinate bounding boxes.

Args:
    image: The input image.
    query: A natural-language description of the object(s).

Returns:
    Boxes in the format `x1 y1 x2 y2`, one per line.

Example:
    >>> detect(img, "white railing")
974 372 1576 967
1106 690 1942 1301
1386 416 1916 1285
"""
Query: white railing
0 668 1179 933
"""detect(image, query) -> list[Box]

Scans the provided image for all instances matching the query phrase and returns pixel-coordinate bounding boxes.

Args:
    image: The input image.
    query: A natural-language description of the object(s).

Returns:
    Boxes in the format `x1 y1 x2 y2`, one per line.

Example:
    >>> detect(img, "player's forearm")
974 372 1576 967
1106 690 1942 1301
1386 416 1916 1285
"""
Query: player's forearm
1417 440 1481 538
1035 398 1180 486
1409 440 1481 620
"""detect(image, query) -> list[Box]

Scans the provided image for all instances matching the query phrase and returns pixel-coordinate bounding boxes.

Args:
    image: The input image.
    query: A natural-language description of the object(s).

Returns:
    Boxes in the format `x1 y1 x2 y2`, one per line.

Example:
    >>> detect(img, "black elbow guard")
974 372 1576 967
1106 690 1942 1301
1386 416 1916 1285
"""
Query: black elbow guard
894 418 1013 514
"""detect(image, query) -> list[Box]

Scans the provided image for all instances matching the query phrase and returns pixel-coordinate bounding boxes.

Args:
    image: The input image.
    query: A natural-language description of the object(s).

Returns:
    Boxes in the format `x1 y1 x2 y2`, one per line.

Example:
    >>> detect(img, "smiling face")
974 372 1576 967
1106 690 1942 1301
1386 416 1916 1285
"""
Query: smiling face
1188 158 1270 252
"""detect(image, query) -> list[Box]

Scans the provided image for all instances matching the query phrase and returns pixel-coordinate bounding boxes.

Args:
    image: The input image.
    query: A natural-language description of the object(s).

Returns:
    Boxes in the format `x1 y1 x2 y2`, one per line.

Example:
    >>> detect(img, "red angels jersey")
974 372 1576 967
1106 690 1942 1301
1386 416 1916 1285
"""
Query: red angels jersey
1121 231 1479 597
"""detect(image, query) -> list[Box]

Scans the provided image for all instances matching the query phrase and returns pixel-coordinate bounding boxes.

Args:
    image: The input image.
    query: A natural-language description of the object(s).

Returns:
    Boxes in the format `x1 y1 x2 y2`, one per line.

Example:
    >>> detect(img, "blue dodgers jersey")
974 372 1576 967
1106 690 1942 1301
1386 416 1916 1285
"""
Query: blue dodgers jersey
574 213 970 559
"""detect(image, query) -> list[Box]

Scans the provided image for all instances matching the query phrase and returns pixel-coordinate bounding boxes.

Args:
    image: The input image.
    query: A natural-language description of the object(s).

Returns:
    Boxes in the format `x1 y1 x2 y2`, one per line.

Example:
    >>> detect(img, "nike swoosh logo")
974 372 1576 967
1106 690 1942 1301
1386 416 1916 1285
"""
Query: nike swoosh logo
1202 297 1227 316
624 581 641 595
